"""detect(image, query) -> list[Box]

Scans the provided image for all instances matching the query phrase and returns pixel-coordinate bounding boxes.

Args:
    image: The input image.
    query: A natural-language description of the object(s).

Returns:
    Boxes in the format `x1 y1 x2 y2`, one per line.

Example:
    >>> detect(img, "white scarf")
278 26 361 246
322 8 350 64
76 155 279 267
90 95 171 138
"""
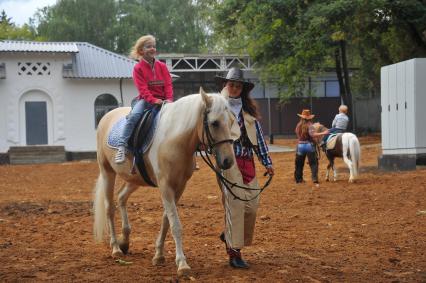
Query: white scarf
229 97 242 117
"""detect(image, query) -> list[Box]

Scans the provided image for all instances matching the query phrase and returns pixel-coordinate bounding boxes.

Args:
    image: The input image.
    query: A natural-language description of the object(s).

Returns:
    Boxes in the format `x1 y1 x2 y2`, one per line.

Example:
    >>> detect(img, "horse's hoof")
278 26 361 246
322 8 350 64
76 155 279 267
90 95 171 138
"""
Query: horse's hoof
112 249 124 258
152 255 166 266
177 266 191 277
118 240 129 255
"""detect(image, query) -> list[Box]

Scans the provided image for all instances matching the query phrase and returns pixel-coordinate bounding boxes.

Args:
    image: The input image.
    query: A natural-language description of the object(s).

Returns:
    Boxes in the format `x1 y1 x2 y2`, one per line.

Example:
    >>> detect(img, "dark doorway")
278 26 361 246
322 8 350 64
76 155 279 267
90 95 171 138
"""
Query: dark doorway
25 101 48 145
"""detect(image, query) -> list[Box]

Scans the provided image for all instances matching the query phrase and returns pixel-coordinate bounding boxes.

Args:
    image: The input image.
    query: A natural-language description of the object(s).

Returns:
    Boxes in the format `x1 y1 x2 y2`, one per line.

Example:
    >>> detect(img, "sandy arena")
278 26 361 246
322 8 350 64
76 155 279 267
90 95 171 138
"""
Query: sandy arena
1 135 425 282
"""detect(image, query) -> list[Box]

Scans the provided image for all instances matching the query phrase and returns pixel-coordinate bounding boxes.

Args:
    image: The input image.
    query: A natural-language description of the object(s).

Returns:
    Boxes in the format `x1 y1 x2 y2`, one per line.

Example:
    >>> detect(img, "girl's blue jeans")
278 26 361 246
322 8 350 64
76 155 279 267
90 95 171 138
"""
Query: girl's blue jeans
117 99 153 147
296 142 314 156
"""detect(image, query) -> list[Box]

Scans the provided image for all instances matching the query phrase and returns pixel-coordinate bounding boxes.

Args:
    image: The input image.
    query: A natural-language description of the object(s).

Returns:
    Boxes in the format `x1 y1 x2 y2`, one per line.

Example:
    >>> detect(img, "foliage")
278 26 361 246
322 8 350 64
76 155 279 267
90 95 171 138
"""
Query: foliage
34 0 118 51
214 0 426 99
32 0 211 55
0 10 40 40
350 0 426 97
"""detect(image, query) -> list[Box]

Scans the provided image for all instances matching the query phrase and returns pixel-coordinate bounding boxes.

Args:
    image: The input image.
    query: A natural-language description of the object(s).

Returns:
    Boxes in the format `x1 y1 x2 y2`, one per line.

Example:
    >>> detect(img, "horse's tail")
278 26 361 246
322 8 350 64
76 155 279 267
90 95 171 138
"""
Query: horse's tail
349 135 361 177
93 174 108 243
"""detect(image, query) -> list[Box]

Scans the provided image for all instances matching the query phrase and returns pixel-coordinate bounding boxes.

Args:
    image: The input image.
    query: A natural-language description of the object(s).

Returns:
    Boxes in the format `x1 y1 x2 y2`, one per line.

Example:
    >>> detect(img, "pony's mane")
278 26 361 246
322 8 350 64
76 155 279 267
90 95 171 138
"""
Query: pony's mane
161 93 229 134
312 122 327 132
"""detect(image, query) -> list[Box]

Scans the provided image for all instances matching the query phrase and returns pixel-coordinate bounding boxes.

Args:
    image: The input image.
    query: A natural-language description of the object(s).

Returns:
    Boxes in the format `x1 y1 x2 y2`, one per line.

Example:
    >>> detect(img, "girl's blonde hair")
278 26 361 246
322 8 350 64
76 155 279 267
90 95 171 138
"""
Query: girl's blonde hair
129 35 156 60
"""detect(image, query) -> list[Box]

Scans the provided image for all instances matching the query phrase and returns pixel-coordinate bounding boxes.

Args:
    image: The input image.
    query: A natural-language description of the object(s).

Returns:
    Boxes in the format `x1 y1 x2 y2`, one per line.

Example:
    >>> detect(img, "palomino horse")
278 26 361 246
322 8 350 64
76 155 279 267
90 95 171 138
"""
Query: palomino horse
93 88 236 276
311 123 361 183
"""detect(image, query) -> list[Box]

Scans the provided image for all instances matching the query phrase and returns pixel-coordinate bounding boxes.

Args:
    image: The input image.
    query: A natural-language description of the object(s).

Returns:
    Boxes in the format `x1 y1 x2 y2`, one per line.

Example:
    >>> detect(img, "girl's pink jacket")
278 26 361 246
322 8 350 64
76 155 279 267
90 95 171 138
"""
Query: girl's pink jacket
132 59 174 104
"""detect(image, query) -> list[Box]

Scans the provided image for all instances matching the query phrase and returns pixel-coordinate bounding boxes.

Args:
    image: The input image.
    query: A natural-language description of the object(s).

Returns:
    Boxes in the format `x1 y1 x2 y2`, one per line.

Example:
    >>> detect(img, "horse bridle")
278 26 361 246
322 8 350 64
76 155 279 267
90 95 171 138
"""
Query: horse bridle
198 109 273 202
201 110 233 154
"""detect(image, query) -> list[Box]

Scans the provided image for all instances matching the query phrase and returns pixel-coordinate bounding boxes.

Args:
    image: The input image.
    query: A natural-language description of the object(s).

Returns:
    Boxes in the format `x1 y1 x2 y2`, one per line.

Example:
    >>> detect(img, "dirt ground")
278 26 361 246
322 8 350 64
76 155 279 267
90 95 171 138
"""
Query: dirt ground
1 135 426 282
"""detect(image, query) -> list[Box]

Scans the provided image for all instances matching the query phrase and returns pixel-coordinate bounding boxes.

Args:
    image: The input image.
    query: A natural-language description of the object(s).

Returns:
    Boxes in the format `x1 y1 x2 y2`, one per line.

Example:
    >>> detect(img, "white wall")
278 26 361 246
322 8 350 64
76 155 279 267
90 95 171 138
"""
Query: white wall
0 52 137 153
61 79 135 152
414 58 426 152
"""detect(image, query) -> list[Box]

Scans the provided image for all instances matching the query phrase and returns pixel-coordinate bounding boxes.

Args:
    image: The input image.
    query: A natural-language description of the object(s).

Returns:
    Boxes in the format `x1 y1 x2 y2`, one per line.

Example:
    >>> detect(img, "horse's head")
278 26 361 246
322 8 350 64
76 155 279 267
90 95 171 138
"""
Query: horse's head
311 122 327 143
312 122 325 132
199 87 236 170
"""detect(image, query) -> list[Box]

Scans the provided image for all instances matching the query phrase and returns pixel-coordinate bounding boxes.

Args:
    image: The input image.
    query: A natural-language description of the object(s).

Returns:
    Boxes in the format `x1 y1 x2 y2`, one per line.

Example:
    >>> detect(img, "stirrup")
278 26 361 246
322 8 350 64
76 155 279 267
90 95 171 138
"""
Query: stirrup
115 146 126 164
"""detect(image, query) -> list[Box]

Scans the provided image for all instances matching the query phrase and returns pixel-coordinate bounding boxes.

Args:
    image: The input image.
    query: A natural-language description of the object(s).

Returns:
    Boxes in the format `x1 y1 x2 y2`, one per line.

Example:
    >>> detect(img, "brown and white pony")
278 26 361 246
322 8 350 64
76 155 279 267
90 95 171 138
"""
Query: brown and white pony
93 88 236 276
311 122 361 183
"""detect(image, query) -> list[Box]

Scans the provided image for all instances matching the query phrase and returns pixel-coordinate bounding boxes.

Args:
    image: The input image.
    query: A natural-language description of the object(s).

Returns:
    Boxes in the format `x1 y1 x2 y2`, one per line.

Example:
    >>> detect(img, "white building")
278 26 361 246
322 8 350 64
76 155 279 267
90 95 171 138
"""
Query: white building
0 40 164 162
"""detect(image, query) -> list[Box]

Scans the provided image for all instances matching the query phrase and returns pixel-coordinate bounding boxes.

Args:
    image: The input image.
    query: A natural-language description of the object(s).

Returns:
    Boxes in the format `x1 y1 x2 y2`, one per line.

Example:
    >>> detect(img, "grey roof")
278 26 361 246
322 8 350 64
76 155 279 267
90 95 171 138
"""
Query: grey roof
0 40 178 79
64 42 137 79
0 40 79 53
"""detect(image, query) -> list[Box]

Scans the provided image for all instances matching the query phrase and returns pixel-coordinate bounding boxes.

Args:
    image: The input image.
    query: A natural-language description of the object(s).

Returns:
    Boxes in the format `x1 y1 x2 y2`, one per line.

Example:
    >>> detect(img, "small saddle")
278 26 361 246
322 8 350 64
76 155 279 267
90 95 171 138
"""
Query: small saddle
107 106 161 187
130 107 158 187
107 108 159 154
128 108 156 151
325 134 340 150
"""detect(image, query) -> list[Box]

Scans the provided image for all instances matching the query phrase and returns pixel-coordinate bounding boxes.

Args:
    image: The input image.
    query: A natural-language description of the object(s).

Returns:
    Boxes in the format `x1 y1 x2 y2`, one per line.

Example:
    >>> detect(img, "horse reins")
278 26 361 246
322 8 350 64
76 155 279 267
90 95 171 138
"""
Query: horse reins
201 111 234 154
198 110 273 202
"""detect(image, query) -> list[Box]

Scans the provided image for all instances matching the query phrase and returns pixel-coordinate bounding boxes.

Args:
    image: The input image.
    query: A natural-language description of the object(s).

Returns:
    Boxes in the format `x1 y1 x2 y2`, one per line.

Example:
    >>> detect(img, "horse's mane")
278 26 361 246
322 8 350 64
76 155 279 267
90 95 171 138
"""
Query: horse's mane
160 93 229 134
312 122 326 132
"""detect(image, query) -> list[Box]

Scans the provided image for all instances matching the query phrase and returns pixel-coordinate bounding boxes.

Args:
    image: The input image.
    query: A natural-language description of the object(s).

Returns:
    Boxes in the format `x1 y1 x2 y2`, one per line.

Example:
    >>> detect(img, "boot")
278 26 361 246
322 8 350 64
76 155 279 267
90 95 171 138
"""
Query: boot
115 146 126 164
219 232 228 251
228 248 249 269
294 154 305 183
220 232 249 268
307 152 319 183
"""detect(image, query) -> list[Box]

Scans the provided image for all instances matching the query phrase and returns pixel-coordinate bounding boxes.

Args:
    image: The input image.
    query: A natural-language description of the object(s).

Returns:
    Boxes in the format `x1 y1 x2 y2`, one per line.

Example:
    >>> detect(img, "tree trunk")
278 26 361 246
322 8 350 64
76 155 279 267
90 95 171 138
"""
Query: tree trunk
407 22 426 55
334 47 347 104
334 41 355 132
340 40 355 132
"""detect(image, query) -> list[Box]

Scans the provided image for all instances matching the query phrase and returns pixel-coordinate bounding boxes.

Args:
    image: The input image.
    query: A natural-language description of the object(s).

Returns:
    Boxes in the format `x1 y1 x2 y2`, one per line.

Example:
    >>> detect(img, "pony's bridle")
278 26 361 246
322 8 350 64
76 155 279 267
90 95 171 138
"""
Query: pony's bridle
198 109 273 202
201 110 233 153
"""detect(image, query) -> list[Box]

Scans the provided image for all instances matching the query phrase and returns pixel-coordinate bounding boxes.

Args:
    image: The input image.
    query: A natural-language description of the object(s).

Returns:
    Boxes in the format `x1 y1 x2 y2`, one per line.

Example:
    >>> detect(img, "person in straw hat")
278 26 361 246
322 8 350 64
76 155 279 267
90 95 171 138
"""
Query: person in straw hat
294 109 329 184
215 67 274 269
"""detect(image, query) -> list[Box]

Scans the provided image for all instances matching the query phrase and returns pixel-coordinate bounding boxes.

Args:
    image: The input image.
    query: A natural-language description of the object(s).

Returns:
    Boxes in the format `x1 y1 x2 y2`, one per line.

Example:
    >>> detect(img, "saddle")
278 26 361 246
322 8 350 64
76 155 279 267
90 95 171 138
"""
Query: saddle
128 108 156 150
107 105 160 187
325 134 341 150
128 106 160 187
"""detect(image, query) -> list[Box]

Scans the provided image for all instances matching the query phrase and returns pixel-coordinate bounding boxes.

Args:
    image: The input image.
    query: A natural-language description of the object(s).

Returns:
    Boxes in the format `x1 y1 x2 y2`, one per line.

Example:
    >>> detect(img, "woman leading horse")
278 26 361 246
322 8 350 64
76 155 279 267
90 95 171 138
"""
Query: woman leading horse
93 88 236 276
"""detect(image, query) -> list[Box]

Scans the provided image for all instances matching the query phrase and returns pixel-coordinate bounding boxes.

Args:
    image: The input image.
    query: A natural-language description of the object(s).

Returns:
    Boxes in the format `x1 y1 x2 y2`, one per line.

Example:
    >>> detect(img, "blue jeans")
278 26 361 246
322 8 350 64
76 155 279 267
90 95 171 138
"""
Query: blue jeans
296 142 315 156
329 128 344 134
295 142 318 183
323 128 344 144
117 99 152 147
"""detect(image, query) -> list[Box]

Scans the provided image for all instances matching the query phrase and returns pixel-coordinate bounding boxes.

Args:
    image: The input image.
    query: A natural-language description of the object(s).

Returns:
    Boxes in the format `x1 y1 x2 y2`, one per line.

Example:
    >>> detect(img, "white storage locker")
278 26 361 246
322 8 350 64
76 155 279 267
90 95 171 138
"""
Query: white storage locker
379 58 426 170
415 60 426 150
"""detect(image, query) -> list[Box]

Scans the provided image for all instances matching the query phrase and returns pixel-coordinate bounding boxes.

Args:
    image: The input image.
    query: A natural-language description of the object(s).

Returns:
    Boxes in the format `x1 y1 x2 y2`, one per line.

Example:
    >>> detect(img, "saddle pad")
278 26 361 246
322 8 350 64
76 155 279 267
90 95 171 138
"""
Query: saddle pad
107 114 160 154
326 134 338 150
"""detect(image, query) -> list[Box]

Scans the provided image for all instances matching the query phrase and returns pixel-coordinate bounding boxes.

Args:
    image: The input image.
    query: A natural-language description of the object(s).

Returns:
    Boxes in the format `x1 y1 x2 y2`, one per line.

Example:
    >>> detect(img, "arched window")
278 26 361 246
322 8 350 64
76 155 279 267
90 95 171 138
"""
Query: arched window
94 94 118 128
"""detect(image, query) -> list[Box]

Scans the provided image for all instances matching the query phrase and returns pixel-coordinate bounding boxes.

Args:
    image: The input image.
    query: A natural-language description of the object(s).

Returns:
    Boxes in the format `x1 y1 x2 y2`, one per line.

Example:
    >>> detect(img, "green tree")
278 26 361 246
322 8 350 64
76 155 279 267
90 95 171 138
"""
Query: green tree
112 0 209 54
214 0 426 130
32 0 212 55
351 0 426 97
0 10 39 40
215 1 355 100
34 0 118 51
0 10 12 25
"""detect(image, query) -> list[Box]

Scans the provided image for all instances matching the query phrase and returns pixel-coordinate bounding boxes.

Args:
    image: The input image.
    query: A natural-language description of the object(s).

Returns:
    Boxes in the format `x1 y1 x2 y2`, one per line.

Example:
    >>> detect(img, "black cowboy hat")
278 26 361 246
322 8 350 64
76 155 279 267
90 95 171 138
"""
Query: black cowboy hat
215 67 255 93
